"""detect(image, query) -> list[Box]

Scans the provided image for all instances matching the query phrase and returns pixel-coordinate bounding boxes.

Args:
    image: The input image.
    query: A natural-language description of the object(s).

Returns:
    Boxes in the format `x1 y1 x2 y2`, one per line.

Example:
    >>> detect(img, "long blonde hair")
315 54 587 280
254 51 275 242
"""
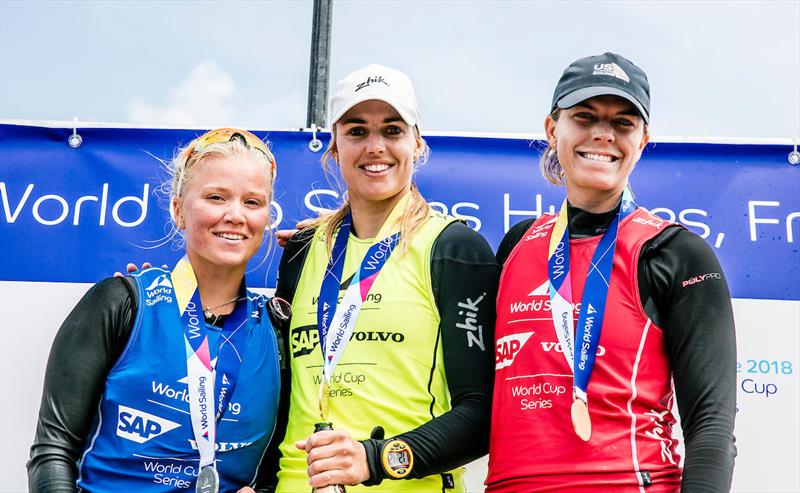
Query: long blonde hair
309 126 432 256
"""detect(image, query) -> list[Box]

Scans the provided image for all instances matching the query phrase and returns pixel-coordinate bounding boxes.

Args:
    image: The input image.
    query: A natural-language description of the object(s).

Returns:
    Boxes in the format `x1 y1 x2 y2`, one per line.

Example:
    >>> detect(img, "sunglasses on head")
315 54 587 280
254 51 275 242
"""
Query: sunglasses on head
183 128 276 171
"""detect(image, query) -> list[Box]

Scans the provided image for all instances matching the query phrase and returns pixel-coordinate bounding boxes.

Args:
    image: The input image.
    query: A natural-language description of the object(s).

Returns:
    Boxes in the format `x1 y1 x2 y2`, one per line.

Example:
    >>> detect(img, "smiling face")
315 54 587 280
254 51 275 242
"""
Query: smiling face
173 154 272 276
545 95 649 212
333 99 423 212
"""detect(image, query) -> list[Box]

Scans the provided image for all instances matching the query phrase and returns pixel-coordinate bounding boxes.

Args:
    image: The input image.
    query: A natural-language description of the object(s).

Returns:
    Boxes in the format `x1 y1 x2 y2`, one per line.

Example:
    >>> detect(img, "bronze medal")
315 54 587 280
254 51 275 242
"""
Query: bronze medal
570 399 592 442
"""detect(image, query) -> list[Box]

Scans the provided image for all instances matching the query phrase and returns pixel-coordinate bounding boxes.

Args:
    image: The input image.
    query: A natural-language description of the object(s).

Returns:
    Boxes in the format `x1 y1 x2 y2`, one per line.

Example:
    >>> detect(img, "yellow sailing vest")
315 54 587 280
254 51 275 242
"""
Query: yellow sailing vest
276 212 463 493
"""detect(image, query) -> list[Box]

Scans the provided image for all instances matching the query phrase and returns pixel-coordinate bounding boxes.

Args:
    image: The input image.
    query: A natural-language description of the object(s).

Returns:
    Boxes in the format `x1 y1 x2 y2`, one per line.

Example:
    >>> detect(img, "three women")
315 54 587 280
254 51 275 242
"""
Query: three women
30 54 737 493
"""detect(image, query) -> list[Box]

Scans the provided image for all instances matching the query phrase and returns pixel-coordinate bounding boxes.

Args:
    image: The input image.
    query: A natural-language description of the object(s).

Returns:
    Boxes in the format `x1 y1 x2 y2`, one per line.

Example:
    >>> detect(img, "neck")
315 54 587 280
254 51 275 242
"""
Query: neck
348 186 410 239
566 201 620 238
186 252 244 312
566 186 625 214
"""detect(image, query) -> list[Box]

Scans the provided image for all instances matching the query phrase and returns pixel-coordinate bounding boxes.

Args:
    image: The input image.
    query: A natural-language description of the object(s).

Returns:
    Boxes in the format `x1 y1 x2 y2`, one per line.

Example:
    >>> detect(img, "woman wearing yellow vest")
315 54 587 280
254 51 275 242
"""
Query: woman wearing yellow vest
272 65 499 492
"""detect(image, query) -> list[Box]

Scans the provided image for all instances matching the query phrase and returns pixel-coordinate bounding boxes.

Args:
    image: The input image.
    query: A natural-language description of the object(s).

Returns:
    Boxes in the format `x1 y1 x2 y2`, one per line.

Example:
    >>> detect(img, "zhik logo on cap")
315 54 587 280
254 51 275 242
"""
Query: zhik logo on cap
355 75 389 92
330 64 420 127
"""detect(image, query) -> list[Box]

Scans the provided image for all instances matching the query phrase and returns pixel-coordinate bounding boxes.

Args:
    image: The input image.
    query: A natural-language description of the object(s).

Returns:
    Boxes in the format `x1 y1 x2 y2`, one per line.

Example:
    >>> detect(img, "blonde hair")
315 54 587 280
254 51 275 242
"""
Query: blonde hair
166 133 277 252
309 125 432 256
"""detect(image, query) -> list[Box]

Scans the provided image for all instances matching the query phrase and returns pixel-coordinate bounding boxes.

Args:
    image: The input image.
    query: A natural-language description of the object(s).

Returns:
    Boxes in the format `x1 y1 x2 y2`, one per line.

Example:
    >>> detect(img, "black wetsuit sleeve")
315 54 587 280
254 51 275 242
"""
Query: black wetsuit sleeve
496 219 535 267
274 228 315 304
27 277 137 493
253 233 313 492
361 222 500 484
640 228 737 492
252 301 294 493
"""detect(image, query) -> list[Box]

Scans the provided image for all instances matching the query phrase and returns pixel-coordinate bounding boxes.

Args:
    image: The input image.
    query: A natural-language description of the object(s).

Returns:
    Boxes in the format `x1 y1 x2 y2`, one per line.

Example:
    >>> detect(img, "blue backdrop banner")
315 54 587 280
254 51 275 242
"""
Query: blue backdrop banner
1 123 798 300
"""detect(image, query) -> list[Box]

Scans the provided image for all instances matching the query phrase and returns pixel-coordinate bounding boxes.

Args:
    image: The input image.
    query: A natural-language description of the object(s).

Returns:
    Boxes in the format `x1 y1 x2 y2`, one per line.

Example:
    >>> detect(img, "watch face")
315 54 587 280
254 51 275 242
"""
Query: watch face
382 439 413 478
388 450 409 467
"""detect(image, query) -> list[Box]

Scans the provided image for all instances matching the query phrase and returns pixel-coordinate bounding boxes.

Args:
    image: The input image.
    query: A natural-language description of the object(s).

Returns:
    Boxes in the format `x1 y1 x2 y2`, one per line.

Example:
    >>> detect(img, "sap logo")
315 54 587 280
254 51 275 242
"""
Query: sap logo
1 182 150 227
541 341 606 357
291 325 405 358
495 332 534 370
592 63 630 82
290 326 320 357
116 405 180 444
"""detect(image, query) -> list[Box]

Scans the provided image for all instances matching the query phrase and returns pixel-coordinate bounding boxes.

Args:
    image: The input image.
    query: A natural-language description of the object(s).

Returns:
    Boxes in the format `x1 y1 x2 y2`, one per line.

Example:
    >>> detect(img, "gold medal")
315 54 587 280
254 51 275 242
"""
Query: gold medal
570 399 591 442
318 380 330 421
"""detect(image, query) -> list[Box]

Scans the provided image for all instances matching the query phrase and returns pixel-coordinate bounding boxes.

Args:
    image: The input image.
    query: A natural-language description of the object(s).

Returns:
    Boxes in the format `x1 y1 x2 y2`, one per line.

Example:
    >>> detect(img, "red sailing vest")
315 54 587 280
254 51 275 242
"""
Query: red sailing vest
487 208 682 493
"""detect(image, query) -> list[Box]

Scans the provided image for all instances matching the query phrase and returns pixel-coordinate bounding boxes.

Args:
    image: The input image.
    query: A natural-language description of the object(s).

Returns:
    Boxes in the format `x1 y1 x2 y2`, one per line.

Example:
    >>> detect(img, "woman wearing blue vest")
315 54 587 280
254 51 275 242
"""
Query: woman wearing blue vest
271 65 499 492
28 128 287 493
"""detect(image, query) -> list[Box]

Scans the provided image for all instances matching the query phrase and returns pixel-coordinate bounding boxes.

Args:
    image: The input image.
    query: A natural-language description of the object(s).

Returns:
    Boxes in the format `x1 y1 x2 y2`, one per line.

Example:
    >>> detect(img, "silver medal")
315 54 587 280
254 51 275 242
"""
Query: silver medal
196 465 219 493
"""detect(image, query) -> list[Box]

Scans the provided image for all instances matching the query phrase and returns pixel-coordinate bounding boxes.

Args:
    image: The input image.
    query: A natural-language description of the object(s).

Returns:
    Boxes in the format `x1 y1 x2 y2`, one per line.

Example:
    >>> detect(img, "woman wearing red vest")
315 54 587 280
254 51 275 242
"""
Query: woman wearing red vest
486 53 736 492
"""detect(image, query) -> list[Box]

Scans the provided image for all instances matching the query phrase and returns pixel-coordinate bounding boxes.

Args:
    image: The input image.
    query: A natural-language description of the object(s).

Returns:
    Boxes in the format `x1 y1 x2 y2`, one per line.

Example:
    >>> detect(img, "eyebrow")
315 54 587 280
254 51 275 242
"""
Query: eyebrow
340 116 405 125
574 102 641 118
201 185 267 196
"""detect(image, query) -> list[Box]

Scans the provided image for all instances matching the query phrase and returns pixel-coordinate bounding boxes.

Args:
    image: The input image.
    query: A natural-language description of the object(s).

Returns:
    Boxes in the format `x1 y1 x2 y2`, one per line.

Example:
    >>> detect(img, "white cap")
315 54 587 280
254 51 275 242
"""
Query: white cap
329 64 420 127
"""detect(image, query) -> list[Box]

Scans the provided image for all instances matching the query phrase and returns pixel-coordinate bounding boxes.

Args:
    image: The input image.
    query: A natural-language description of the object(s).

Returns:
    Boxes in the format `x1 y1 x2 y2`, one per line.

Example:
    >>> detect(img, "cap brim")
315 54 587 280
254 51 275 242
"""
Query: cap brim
556 86 649 123
330 94 418 128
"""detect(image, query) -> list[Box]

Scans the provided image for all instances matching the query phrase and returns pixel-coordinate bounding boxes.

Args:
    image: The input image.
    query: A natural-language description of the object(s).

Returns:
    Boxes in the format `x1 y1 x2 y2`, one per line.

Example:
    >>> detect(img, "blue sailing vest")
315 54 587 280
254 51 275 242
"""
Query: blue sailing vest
77 267 281 492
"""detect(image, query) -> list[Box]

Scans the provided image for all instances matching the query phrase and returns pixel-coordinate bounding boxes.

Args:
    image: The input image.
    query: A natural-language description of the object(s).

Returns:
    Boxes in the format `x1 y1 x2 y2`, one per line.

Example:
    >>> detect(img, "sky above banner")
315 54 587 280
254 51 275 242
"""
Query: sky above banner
0 1 798 140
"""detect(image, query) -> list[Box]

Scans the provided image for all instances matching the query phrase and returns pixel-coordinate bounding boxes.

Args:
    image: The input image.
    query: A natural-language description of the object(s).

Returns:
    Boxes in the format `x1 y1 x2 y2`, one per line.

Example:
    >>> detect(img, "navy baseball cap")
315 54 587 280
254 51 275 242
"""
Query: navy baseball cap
551 52 650 123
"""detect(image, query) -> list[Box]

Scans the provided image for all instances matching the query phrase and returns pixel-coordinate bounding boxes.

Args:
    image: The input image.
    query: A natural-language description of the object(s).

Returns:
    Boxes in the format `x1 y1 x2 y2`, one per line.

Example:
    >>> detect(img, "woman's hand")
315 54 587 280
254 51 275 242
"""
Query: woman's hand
113 262 152 278
237 487 256 493
275 218 315 248
296 429 370 488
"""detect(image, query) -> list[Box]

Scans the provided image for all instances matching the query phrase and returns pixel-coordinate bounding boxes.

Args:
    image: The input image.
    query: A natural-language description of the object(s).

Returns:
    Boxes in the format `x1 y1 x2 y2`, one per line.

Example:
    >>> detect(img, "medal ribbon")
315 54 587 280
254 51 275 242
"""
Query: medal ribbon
317 193 409 386
547 189 637 403
172 256 250 468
